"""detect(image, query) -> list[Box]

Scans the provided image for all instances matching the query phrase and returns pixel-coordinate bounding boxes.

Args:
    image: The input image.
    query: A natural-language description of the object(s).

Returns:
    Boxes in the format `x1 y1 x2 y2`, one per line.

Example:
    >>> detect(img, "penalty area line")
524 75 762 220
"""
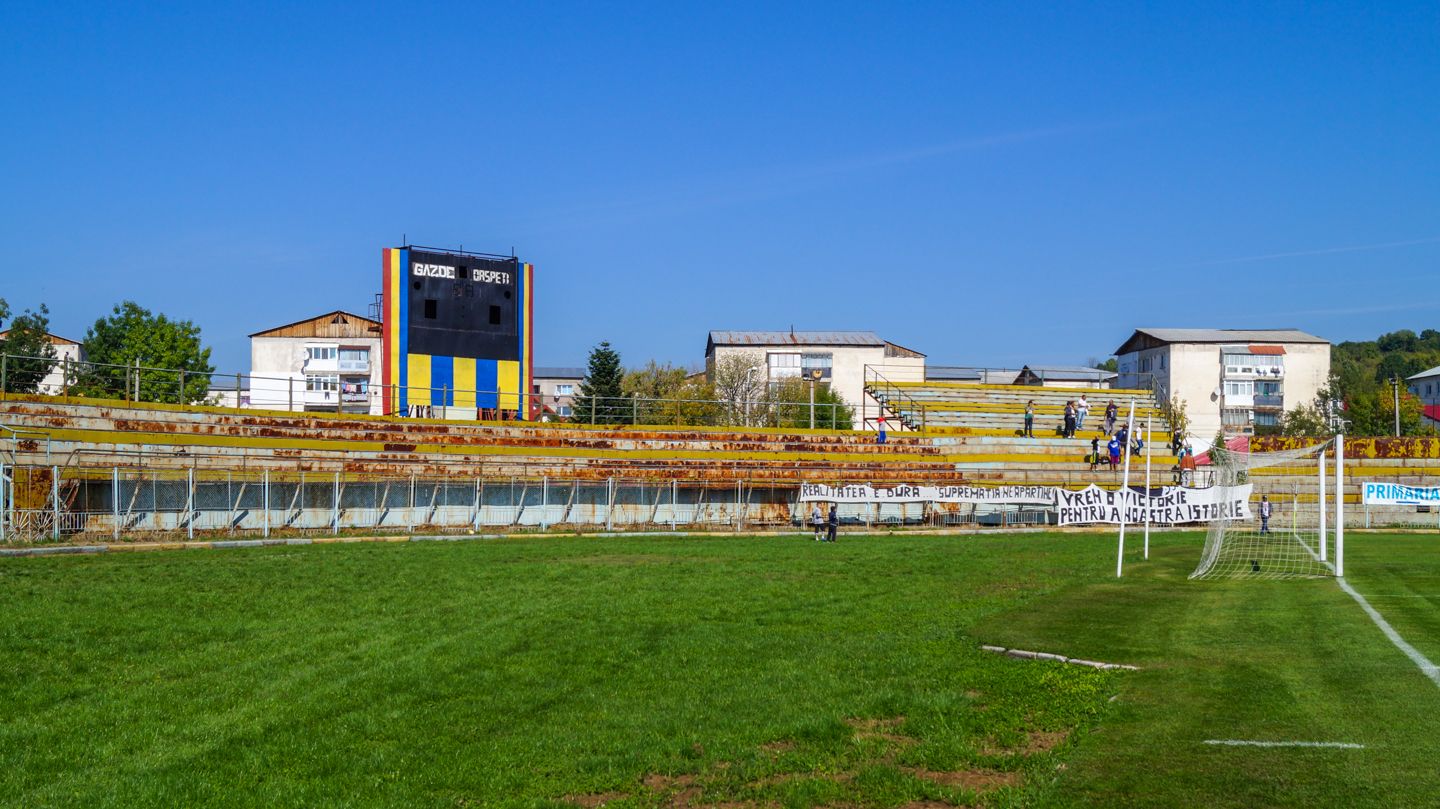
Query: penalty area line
1338 577 1440 688
1203 740 1364 749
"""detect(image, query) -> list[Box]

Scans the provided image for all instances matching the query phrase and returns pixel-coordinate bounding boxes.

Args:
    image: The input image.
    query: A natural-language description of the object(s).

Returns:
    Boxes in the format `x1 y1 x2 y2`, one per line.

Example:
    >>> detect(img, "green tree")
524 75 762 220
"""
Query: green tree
623 361 719 425
0 299 59 394
760 377 854 430
1088 357 1119 372
573 341 626 424
72 301 214 404
710 354 766 426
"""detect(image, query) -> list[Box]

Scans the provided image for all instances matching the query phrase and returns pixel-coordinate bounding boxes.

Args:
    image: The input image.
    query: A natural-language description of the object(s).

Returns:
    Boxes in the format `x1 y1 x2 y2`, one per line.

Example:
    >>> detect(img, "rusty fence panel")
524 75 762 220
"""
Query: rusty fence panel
6 461 1433 543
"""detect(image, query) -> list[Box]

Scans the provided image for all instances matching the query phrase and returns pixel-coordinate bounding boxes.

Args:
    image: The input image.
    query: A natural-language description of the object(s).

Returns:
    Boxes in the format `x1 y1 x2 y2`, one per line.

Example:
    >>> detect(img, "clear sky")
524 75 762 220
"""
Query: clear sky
3 2 1437 373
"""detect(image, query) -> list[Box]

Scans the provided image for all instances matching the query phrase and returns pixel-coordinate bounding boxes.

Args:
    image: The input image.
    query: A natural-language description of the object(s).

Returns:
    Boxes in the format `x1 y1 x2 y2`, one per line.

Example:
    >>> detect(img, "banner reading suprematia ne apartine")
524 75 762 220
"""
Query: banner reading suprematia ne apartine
798 483 1056 505
1056 483 1253 525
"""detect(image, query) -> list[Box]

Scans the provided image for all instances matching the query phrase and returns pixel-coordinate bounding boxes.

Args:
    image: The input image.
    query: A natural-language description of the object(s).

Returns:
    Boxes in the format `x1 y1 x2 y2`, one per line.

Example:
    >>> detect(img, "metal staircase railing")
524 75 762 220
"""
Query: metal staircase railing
862 366 928 432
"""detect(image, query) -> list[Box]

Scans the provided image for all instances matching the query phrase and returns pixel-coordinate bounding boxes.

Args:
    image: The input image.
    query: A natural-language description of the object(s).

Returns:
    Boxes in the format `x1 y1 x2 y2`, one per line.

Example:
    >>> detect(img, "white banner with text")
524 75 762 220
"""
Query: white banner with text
797 483 1056 505
1362 482 1440 506
1056 484 1253 525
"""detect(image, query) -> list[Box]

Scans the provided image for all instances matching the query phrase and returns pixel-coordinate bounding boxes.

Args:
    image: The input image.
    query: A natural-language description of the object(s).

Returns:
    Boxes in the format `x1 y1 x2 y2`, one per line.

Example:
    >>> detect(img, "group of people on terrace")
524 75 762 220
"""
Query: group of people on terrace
1021 395 1120 441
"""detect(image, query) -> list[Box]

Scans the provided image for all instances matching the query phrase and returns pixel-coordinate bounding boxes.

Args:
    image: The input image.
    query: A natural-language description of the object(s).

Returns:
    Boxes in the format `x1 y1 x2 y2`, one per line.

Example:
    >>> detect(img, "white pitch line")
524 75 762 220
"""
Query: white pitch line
1204 740 1364 749
1338 577 1440 688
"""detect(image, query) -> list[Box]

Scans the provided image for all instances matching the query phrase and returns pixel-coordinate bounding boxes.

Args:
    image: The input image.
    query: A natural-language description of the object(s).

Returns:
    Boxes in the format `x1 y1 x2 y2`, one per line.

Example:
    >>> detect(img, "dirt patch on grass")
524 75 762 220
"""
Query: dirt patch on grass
847 716 917 746
760 739 796 754
642 773 704 807
983 729 1068 756
566 791 629 808
901 802 971 809
904 767 1019 791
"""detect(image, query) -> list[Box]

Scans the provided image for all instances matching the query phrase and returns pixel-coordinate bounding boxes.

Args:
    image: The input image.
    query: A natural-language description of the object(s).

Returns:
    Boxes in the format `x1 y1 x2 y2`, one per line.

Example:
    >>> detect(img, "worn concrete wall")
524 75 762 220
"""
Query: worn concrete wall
1167 344 1224 440
1284 342 1331 415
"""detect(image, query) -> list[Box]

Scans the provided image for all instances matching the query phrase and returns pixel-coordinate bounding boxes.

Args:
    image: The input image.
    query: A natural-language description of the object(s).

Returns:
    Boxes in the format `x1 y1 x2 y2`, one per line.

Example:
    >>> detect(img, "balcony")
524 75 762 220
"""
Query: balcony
1254 394 1284 409
338 359 369 373
1224 365 1285 379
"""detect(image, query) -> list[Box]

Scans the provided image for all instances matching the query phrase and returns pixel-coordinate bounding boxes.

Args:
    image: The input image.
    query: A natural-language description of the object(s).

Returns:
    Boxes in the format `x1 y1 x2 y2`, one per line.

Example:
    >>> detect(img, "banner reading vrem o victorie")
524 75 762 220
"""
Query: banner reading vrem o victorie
1056 484 1253 526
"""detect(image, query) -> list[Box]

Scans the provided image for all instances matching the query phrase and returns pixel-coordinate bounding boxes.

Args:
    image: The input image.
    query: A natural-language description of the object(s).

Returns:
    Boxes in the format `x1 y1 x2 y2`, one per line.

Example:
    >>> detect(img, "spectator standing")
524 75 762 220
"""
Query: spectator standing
1063 401 1076 438
1179 449 1196 486
1259 495 1272 534
1116 424 1129 458
877 416 887 445
1104 401 1118 435
1171 431 1185 457
826 504 839 542
1107 435 1121 472
1023 400 1035 438
1076 395 1089 431
1089 436 1102 471
811 503 824 541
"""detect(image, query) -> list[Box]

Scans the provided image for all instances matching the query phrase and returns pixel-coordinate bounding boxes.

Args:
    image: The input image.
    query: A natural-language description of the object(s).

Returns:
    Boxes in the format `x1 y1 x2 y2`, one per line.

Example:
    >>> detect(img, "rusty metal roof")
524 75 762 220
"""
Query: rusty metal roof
1115 328 1328 355
707 331 886 349
534 367 586 379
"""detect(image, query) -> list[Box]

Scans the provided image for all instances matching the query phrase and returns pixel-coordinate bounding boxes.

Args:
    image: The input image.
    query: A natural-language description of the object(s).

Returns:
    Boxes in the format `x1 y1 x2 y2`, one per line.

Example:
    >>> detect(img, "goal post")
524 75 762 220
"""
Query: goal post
1190 436 1342 580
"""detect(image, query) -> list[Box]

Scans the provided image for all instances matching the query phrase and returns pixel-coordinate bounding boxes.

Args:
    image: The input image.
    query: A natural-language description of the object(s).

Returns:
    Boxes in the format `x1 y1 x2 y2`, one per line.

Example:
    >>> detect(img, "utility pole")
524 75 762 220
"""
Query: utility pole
1392 375 1401 437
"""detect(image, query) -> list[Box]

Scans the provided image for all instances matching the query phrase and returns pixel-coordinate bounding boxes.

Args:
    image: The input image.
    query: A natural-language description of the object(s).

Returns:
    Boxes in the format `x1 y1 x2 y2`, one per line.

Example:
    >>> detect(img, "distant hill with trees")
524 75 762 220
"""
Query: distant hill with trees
1281 328 1439 436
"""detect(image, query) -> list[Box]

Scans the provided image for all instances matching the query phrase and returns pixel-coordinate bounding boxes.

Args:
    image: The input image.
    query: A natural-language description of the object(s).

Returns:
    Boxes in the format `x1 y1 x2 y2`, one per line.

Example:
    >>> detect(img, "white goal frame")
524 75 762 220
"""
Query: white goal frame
1188 434 1345 580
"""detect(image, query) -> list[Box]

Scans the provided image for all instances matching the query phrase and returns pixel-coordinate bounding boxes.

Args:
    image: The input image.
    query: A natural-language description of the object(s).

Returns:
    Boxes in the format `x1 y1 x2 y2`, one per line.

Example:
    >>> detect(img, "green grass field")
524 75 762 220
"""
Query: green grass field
3 530 1440 808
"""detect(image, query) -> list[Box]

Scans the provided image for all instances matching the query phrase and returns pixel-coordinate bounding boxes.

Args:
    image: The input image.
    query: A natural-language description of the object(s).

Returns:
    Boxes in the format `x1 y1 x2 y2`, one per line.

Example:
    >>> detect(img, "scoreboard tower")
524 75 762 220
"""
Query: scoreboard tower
381 245 534 419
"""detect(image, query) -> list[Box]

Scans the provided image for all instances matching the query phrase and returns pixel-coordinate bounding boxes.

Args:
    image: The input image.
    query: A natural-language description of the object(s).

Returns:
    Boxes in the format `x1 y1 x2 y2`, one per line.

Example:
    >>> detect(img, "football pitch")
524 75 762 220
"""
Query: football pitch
4 530 1440 808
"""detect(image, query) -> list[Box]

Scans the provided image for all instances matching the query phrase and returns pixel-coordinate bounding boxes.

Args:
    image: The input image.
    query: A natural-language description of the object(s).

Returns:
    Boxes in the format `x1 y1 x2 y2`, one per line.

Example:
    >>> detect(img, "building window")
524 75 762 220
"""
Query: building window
557 405 573 417
767 352 801 379
801 353 832 379
1254 411 1280 427
305 374 339 392
1224 381 1254 397
338 348 368 371
1222 408 1252 426
305 346 337 361
555 384 574 396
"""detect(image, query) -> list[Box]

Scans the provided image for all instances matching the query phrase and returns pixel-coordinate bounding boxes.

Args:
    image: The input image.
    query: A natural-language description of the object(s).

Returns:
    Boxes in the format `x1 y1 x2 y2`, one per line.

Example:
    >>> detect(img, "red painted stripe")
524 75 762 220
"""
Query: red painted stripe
381 248 392 414
526 263 535 419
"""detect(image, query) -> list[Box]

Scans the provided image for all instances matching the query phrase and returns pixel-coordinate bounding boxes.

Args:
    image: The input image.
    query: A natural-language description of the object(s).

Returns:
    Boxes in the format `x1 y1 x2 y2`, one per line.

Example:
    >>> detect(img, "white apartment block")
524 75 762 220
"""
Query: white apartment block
533 366 584 420
0 330 84 395
248 311 382 414
1114 328 1331 440
704 331 925 426
1407 365 1440 428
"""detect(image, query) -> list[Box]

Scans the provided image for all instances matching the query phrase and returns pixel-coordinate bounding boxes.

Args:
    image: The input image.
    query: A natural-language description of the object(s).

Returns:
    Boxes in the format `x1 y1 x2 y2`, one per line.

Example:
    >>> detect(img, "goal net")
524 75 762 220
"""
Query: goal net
1190 439 1337 580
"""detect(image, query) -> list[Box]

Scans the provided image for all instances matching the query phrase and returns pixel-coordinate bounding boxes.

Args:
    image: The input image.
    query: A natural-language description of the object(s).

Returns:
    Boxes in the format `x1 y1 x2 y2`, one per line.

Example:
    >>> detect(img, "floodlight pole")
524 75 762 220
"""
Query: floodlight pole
1143 413 1152 559
1116 401 1136 577
1335 434 1345 577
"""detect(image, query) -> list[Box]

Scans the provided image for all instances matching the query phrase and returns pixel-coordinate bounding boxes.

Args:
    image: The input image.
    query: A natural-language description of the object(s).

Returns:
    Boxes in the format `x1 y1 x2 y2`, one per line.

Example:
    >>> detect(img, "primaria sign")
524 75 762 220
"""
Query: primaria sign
1362 482 1440 506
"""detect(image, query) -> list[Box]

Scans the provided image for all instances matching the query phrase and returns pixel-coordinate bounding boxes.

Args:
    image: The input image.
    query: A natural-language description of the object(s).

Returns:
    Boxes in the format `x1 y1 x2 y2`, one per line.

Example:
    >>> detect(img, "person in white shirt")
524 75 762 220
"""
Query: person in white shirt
1076 395 1089 431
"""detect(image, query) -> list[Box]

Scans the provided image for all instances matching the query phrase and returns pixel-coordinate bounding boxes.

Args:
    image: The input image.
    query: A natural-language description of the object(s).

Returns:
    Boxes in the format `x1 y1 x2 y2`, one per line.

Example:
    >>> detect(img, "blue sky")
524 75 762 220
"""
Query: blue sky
2 2 1437 372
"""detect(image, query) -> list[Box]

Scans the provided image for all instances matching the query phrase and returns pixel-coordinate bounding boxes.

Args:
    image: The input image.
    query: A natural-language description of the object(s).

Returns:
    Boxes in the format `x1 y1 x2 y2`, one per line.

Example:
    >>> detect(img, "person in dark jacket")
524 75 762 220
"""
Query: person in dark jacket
826 504 839 542
1103 401 1118 435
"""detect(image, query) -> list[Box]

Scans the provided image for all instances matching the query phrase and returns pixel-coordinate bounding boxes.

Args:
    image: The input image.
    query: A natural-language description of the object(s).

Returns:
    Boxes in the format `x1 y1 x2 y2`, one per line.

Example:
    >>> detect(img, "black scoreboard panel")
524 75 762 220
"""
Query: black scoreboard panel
406 249 520 361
